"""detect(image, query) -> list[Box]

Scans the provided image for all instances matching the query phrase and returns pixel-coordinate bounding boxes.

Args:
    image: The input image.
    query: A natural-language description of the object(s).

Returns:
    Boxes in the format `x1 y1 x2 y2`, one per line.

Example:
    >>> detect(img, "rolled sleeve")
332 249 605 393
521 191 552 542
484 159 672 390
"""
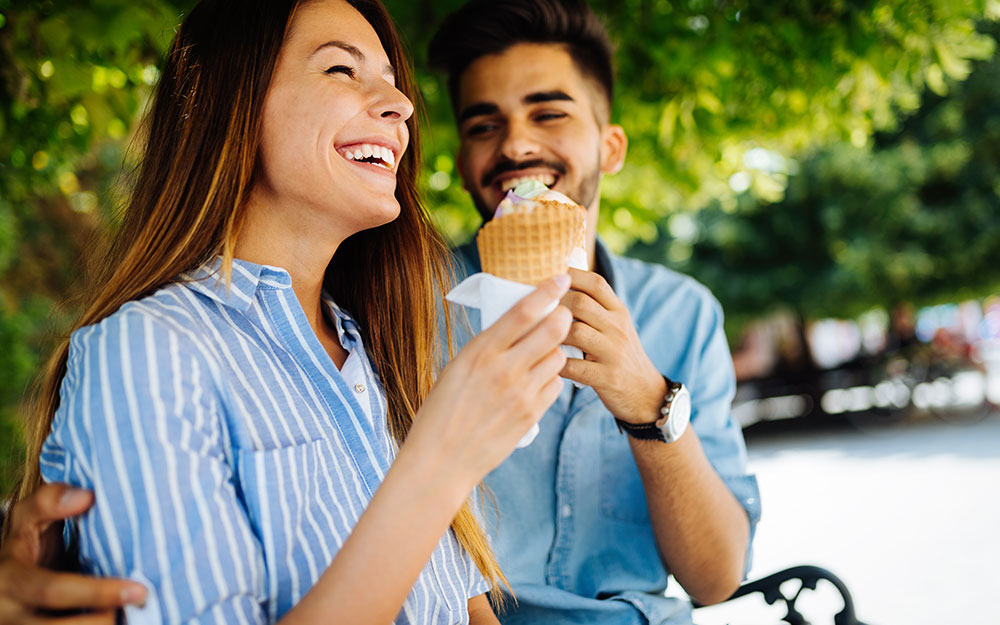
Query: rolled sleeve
42 309 267 624
686 290 761 574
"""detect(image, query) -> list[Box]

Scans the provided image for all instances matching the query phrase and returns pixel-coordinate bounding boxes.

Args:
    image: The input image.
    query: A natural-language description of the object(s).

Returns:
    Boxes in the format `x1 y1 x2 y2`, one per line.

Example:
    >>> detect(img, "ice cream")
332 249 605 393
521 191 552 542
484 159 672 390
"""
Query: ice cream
476 180 587 285
445 182 589 448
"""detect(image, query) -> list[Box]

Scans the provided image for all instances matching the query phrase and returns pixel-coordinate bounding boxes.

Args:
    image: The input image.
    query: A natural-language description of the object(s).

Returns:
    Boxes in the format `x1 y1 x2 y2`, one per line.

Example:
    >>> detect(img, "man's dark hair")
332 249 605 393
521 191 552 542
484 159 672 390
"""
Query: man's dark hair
428 0 614 117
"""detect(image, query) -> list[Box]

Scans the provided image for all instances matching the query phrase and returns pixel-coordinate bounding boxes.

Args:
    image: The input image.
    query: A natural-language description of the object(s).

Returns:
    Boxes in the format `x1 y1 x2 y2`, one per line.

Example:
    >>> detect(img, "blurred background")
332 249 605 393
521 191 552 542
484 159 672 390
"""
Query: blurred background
2 1 999 623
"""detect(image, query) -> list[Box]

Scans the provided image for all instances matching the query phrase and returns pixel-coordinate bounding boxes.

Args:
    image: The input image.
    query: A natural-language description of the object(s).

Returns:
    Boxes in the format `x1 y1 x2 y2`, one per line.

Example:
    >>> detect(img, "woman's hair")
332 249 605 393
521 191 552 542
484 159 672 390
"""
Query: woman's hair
12 0 509 600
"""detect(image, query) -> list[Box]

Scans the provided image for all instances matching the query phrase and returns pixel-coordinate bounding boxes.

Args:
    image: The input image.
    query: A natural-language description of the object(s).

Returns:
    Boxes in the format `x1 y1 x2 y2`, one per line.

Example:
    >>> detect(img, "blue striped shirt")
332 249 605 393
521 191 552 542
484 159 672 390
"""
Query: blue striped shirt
40 258 489 624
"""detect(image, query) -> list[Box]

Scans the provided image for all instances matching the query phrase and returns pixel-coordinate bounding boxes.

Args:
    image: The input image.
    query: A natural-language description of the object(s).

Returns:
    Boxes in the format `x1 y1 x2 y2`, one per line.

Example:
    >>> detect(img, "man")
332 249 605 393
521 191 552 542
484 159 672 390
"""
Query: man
427 1 759 623
0 1 758 623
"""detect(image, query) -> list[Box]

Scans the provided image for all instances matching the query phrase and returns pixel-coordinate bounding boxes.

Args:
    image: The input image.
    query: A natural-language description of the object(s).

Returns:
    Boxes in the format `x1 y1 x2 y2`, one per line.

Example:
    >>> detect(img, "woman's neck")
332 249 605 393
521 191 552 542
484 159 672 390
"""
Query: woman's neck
235 191 350 368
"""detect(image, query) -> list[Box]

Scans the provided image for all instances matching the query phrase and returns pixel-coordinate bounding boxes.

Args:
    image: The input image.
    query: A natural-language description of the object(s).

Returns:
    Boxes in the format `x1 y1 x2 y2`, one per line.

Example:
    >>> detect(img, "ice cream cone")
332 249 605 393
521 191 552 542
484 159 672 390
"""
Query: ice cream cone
477 198 586 285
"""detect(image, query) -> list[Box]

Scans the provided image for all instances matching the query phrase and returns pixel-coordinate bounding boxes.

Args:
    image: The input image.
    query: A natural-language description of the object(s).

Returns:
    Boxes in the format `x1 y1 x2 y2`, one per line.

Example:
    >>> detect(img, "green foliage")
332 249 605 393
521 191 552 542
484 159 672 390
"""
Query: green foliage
631 20 1000 336
393 0 997 249
1 0 998 494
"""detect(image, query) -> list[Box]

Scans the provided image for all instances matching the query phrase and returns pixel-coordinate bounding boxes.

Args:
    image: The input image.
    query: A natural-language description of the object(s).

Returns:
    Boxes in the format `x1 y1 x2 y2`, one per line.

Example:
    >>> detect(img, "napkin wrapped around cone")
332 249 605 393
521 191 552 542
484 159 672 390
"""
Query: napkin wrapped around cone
446 181 589 448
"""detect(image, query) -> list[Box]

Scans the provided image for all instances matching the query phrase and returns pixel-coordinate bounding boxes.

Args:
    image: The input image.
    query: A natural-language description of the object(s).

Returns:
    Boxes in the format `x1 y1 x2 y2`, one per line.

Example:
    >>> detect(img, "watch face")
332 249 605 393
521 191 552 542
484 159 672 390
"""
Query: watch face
666 387 692 440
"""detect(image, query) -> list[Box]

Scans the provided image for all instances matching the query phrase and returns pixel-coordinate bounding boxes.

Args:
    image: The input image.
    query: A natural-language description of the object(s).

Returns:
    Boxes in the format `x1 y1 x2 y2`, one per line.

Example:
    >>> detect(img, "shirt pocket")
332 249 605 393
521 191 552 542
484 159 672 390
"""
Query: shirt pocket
599 416 651 524
234 439 360 612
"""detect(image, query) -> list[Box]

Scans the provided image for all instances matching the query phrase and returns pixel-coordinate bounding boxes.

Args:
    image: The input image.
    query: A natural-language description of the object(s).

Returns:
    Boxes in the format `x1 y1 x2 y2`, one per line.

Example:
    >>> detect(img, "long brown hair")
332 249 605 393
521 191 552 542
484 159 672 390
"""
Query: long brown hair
12 0 509 600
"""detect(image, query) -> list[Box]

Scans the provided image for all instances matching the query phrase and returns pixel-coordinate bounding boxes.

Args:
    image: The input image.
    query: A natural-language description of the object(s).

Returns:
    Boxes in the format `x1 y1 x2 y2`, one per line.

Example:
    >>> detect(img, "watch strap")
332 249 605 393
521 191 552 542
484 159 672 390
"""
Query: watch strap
614 376 682 442
614 418 666 441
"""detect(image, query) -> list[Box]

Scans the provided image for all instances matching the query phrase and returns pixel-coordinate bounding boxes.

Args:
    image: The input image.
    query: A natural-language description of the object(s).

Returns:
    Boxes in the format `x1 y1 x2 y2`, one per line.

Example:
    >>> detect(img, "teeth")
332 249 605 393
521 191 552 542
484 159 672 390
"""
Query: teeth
339 143 396 170
499 174 556 192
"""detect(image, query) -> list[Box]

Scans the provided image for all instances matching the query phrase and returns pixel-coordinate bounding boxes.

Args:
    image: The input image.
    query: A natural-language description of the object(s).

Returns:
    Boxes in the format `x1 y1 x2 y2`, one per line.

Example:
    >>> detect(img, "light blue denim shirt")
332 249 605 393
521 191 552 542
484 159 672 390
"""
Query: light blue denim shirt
40 258 489 624
451 240 761 625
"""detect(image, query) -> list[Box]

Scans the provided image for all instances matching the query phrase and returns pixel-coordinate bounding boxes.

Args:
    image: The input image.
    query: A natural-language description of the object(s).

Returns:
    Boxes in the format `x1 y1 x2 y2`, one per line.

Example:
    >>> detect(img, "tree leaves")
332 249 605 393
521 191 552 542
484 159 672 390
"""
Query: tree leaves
0 0 998 492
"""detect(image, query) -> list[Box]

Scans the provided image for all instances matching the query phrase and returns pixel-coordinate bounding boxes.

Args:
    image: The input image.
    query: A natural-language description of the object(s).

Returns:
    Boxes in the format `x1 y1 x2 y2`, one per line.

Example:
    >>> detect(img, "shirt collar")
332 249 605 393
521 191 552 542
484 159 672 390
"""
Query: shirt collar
182 256 363 350
181 256 293 313
592 238 618 293
325 298 362 351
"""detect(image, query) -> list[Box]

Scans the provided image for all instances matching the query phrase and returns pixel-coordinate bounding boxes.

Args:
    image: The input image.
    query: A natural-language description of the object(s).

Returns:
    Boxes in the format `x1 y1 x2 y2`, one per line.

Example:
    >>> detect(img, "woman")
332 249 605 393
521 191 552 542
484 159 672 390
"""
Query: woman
14 0 572 622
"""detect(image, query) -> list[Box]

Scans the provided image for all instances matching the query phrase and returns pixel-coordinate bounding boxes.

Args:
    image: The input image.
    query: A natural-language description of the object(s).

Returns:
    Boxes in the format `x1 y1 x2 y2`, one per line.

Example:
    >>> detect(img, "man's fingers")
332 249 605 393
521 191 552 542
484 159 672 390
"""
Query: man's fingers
11 484 93 532
568 268 622 311
562 320 610 360
560 289 613 330
560 356 600 386
484 275 571 348
14 565 146 611
31 610 118 625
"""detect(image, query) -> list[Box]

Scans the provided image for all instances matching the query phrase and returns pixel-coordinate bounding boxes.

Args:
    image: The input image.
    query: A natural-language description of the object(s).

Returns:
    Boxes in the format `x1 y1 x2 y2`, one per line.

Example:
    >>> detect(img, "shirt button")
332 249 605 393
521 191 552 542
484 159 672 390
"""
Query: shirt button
560 505 572 518
355 383 366 393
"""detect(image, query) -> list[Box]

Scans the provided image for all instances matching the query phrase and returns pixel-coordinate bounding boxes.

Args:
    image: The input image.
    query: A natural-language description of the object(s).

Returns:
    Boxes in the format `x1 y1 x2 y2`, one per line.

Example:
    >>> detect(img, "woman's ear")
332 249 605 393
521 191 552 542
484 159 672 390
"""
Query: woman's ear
600 124 628 175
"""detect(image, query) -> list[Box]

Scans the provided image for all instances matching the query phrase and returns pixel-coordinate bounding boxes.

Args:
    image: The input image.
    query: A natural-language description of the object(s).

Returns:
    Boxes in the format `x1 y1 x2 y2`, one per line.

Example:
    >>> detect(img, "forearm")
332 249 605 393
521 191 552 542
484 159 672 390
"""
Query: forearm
630 430 749 605
468 593 500 624
281 442 474 625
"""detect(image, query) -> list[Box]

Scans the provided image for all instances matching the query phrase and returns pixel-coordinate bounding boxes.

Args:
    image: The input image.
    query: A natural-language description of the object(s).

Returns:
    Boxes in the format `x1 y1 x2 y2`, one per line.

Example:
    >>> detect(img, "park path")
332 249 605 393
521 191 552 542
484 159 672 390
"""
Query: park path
688 414 1000 625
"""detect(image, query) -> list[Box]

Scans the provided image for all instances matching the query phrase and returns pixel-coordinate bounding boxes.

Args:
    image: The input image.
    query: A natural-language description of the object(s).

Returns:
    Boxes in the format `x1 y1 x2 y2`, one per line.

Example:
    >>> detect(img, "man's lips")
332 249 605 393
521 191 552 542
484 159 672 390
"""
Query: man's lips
497 171 558 192
482 159 566 191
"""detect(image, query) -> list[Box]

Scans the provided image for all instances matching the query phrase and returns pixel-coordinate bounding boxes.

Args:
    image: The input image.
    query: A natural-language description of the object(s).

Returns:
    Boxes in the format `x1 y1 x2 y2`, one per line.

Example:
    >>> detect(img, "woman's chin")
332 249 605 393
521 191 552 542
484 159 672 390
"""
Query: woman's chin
350 199 402 233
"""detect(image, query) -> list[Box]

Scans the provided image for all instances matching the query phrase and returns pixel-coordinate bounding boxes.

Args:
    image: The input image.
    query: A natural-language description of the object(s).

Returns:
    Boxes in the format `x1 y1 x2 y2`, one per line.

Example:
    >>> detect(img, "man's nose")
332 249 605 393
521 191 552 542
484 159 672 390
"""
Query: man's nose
499 119 540 161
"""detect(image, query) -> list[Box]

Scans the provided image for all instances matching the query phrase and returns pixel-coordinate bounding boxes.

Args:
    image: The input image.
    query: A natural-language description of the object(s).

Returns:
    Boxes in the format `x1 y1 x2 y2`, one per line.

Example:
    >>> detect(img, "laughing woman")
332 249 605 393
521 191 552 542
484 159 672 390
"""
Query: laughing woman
12 0 572 623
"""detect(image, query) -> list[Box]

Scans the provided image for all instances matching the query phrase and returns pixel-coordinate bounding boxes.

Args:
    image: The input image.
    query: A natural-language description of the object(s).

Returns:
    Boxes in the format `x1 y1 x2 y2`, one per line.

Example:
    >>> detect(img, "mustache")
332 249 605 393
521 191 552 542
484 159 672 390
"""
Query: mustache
481 158 567 188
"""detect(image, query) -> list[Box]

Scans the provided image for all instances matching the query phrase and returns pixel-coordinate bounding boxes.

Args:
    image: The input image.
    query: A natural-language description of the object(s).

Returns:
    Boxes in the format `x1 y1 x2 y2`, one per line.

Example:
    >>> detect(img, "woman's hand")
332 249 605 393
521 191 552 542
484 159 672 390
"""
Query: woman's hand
0 483 147 624
408 274 573 489
283 277 571 625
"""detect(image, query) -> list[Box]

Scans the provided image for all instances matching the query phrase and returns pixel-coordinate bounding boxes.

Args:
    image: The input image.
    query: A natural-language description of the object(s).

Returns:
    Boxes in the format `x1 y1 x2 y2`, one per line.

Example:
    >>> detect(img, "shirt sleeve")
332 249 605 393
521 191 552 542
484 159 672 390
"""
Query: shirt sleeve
686 289 762 575
41 309 268 624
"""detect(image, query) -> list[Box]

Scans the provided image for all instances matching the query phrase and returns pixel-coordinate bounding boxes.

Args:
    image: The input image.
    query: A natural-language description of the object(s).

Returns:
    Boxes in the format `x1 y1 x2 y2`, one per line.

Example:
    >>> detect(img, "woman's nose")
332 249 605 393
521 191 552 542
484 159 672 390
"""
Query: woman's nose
371 81 414 123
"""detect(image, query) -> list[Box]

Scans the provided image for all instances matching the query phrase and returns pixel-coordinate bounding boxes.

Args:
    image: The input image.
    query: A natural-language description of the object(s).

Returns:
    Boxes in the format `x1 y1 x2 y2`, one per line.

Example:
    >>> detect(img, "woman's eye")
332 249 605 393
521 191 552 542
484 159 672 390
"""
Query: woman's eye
325 65 356 78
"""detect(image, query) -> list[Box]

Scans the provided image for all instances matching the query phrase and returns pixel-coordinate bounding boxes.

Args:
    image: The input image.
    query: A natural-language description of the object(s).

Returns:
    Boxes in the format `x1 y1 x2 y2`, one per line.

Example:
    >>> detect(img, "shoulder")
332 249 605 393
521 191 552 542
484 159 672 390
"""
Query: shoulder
449 241 481 282
67 282 221 376
611 252 723 323
52 284 229 456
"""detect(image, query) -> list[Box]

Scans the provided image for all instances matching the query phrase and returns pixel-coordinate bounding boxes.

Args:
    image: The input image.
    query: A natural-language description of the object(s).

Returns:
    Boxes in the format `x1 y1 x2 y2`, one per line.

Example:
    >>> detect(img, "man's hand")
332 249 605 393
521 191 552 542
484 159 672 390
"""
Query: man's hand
559 268 667 423
0 483 147 624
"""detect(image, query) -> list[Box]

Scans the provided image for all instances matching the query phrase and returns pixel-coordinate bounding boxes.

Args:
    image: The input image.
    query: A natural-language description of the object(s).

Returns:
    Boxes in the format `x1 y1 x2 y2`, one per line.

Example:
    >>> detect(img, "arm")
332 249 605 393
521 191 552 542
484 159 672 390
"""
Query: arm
44 313 270 623
281 276 571 624
33 277 570 625
467 594 501 625
0 483 147 625
560 268 750 605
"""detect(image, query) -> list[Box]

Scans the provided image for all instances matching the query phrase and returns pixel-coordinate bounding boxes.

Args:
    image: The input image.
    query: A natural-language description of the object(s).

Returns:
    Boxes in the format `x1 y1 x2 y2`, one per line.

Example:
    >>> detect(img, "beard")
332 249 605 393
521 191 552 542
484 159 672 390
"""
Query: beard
469 155 602 222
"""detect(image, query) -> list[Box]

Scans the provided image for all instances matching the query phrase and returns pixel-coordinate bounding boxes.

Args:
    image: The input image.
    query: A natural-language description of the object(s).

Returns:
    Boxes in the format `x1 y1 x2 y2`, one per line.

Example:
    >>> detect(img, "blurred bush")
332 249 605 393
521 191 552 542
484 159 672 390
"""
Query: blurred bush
0 0 997 494
631 20 1000 338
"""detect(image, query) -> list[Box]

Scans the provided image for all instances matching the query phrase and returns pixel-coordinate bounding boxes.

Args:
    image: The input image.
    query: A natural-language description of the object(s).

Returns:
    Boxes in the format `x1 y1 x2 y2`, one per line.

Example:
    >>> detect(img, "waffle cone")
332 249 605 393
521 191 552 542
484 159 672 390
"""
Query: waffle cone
477 200 586 285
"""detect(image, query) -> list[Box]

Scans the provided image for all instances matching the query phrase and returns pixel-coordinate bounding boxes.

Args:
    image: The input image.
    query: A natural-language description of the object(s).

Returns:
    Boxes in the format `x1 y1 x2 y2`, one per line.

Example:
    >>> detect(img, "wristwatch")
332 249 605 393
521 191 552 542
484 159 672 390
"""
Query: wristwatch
615 377 691 443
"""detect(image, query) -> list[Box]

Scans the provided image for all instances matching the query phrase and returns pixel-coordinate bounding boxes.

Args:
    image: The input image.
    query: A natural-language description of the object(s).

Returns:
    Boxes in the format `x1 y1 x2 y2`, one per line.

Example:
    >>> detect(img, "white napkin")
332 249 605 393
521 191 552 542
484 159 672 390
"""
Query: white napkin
446 273 585 449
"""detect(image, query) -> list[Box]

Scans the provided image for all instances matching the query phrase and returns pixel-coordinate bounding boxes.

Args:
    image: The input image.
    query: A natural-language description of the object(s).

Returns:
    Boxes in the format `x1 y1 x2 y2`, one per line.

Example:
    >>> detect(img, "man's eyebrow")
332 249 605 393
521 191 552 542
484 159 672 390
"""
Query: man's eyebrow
458 102 500 124
457 90 575 124
310 40 395 77
523 90 575 104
